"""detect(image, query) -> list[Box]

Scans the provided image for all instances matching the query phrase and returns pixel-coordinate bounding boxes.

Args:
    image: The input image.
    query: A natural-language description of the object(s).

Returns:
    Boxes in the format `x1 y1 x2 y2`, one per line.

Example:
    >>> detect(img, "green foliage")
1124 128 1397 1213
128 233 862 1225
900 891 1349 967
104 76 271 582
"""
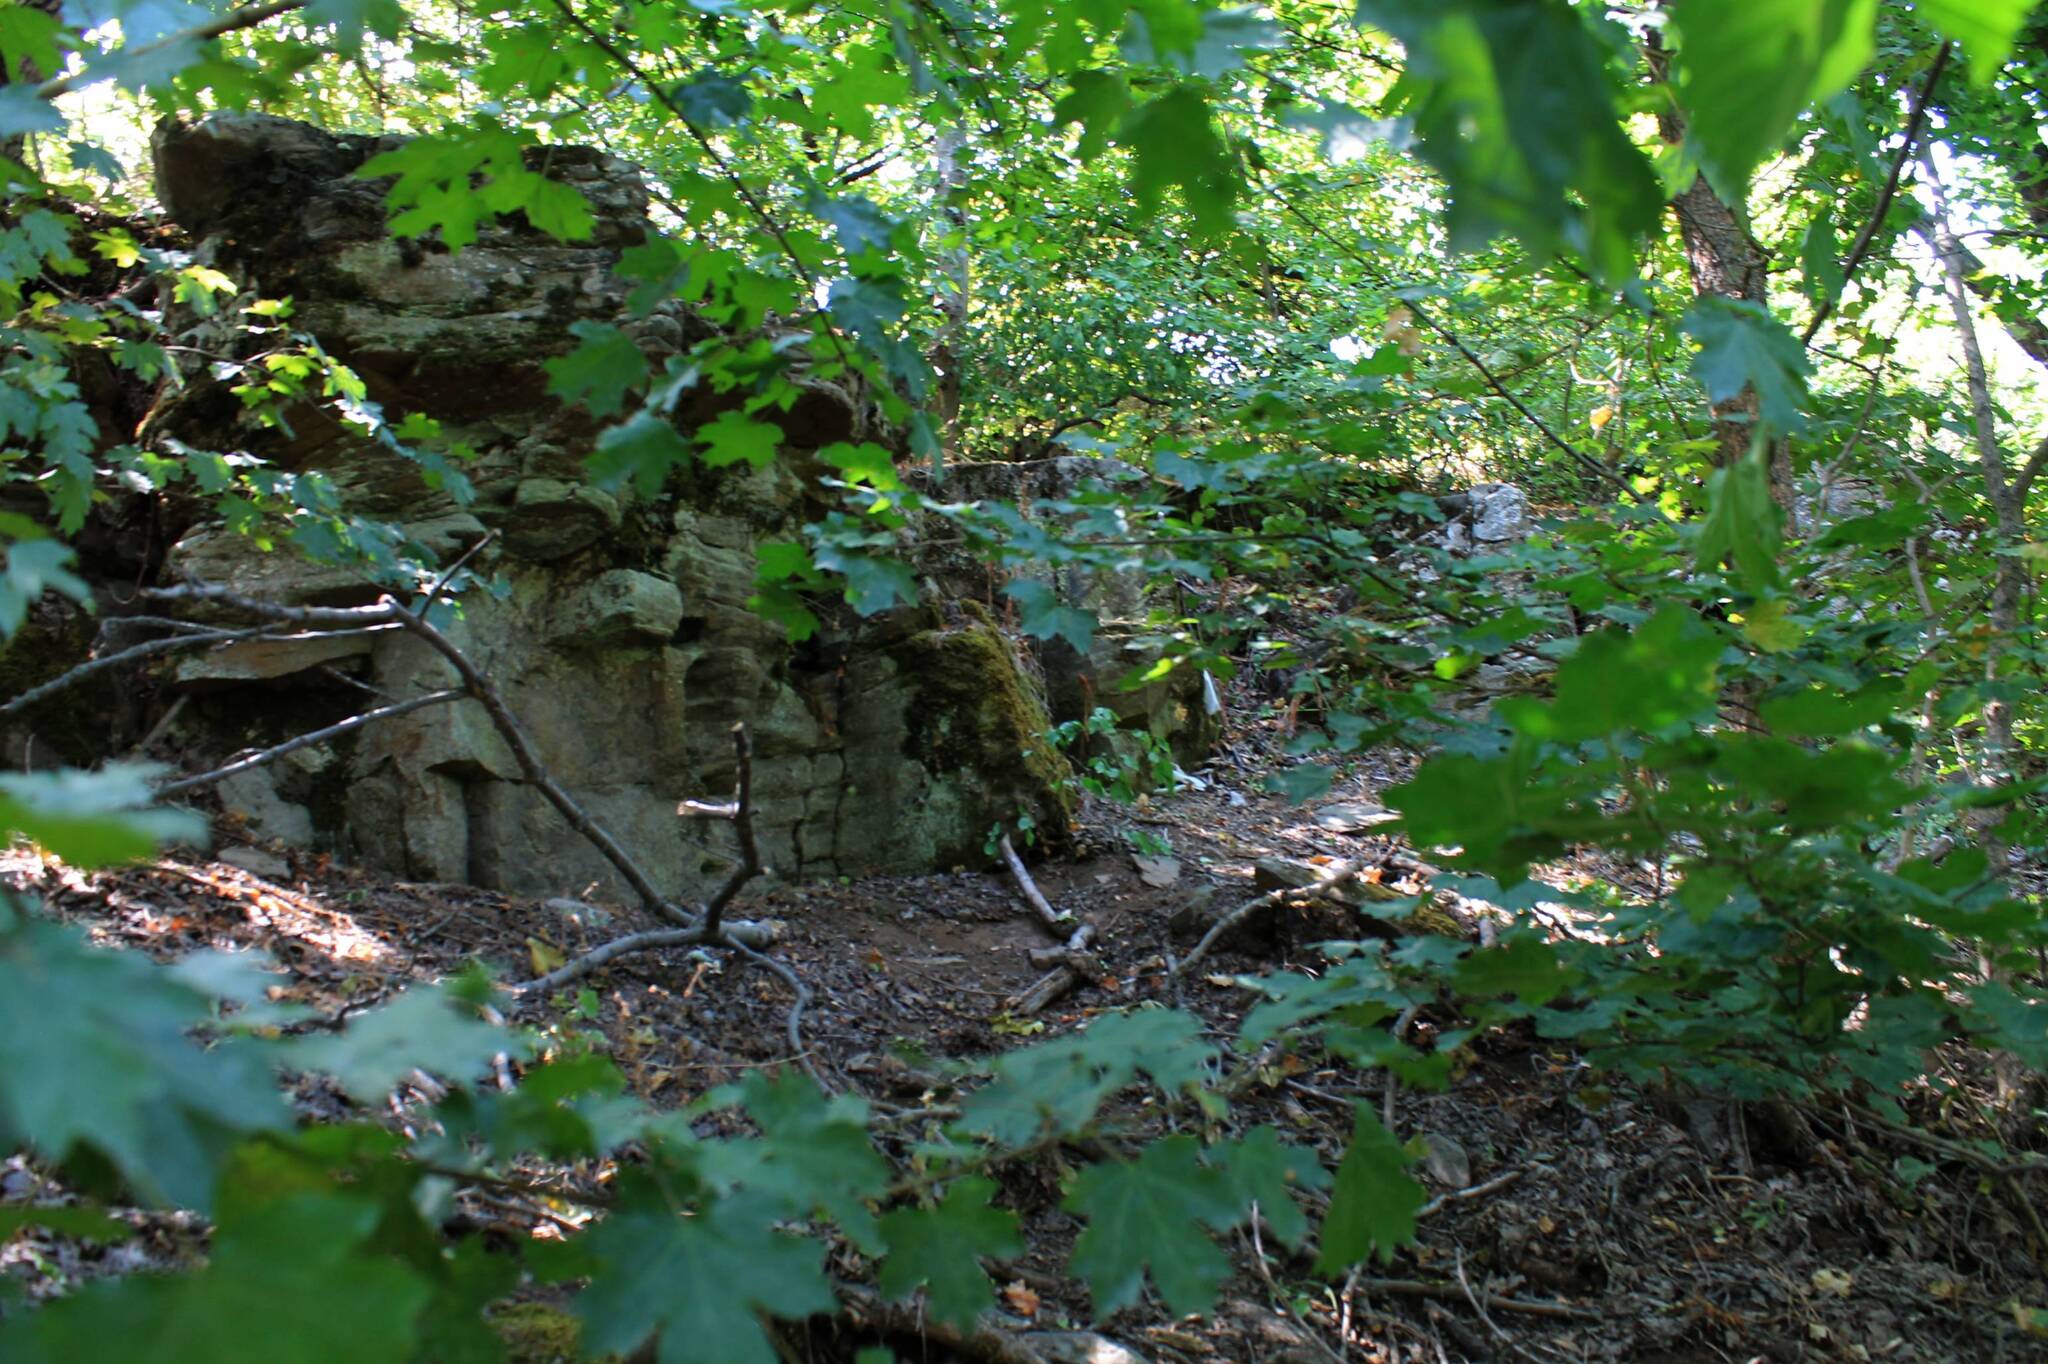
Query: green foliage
1670 0 1876 199
2 0 2046 1358
0 899 289 1211
1049 706 1176 804
1065 1136 1240 1315
875 1178 1023 1328
1318 1106 1423 1270
1680 298 1814 434
1356 0 1662 281
568 1189 836 1364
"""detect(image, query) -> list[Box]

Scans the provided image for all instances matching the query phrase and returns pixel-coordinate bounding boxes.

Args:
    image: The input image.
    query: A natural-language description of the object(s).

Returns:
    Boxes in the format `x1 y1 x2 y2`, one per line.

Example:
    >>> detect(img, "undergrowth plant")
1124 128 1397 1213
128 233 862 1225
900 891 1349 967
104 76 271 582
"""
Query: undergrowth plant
1049 705 1178 805
1 0 2046 1360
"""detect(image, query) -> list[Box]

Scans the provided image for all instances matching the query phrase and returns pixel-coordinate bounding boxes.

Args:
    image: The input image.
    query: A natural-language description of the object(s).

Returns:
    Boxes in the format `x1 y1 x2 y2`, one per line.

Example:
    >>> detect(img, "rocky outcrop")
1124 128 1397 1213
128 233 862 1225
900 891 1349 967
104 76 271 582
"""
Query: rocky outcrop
922 456 1221 768
135 114 1100 901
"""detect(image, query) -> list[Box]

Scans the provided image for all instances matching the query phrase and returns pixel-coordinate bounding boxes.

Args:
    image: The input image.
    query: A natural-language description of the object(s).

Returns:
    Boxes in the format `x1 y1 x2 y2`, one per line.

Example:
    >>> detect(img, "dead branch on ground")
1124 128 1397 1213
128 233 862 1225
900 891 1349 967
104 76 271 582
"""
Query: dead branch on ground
997 832 1103 1015
1170 859 1363 978
837 1285 1049 1364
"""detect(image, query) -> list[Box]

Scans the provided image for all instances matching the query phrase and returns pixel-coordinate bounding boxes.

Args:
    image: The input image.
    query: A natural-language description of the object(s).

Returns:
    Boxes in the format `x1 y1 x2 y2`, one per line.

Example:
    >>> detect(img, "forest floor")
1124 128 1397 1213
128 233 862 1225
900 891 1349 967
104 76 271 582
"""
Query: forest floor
5 714 2047 1364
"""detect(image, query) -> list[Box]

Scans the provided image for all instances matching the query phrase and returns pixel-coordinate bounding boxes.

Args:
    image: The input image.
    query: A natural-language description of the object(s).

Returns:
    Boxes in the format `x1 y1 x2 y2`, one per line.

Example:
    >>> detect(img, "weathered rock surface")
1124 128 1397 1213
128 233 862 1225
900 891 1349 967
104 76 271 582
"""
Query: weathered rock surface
137 114 1107 902
918 456 1222 767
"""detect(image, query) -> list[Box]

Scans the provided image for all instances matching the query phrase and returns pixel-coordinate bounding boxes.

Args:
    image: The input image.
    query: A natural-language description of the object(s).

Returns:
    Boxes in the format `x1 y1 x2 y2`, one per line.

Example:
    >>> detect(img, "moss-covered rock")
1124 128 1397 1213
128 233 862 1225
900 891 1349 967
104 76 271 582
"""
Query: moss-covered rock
883 624 1074 856
488 1302 604 1364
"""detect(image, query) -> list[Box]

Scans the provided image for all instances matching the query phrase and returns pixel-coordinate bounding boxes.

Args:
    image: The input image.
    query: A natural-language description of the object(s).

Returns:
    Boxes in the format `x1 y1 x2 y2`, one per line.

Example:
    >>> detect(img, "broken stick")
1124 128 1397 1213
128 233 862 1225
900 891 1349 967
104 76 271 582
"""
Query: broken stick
997 832 1100 1015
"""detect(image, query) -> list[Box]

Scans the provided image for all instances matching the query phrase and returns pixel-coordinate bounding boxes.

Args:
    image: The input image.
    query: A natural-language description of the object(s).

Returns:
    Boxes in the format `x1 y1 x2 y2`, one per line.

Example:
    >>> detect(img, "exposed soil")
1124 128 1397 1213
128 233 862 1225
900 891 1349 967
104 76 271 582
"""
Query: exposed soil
4 720 2045 1363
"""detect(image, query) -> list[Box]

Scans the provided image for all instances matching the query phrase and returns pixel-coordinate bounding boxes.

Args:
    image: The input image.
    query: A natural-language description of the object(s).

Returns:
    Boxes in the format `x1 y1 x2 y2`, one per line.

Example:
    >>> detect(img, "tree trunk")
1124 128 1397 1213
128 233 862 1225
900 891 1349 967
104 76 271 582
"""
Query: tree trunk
1647 38 1795 514
1922 153 2028 778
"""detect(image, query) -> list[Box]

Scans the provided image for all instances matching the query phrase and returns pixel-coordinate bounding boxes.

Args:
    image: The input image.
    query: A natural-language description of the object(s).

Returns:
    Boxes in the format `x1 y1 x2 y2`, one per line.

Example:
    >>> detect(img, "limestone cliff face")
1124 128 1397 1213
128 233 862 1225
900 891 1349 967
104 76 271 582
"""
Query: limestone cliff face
141 113 1082 900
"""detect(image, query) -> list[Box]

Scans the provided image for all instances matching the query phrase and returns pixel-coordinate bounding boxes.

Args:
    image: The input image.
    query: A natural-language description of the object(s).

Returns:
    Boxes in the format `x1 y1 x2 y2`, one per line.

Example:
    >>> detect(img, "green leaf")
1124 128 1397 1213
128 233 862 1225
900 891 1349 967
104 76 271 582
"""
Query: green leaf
1065 1136 1238 1317
0 906 290 1209
1211 1127 1332 1247
1671 0 1875 197
0 765 203 867
959 1008 1215 1144
1120 85 1239 236
0 86 64 141
1681 297 1813 434
1267 763 1335 803
1354 0 1662 281
697 410 783 469
544 323 650 418
305 0 406 46
810 543 917 616
1916 0 2035 83
294 984 510 1103
876 1177 1023 1328
10 1194 428 1363
573 1187 836 1364
1798 207 1847 311
1316 1106 1424 1270
0 4 63 77
589 412 692 496
0 532 90 638
1124 5 1283 77
819 440 900 490
673 69 752 127
1737 596 1805 653
1694 442 1786 589
523 178 595 240
807 192 898 258
1759 680 1901 737
1005 578 1095 653
700 1071 889 1251
1053 69 1132 162
1524 605 1724 741
1451 931 1576 1007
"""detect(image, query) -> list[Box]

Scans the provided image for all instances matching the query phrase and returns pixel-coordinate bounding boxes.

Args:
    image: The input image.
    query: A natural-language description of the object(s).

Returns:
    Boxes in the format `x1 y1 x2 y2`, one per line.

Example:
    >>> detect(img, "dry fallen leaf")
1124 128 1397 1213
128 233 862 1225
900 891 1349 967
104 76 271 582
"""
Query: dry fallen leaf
1000 1281 1040 1318
526 936 566 975
1133 854 1181 888
1810 1267 1853 1297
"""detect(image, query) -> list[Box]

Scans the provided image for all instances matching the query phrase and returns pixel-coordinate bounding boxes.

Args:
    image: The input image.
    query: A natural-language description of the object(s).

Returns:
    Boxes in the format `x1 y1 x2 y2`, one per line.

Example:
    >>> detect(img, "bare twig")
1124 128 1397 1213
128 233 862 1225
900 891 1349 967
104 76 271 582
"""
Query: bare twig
1349 1277 1598 1322
997 832 1099 1014
155 687 464 798
726 935 833 1093
1417 1167 1523 1220
33 0 307 104
515 920 782 996
1171 859 1363 979
1801 43 1951 345
998 832 1070 935
420 528 496 612
701 724 760 939
1 624 276 716
1384 1002 1421 1132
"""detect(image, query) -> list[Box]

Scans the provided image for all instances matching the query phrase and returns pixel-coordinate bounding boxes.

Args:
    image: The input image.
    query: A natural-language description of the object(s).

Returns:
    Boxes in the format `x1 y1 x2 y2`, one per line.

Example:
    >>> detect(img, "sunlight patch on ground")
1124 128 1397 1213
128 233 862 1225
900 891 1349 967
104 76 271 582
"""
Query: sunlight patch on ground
145 859 394 965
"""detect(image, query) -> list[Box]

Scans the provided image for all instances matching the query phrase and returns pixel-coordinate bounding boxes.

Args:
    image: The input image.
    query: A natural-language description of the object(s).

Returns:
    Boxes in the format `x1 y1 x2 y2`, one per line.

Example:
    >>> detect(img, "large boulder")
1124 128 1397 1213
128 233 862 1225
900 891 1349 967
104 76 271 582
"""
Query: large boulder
135 115 1076 902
